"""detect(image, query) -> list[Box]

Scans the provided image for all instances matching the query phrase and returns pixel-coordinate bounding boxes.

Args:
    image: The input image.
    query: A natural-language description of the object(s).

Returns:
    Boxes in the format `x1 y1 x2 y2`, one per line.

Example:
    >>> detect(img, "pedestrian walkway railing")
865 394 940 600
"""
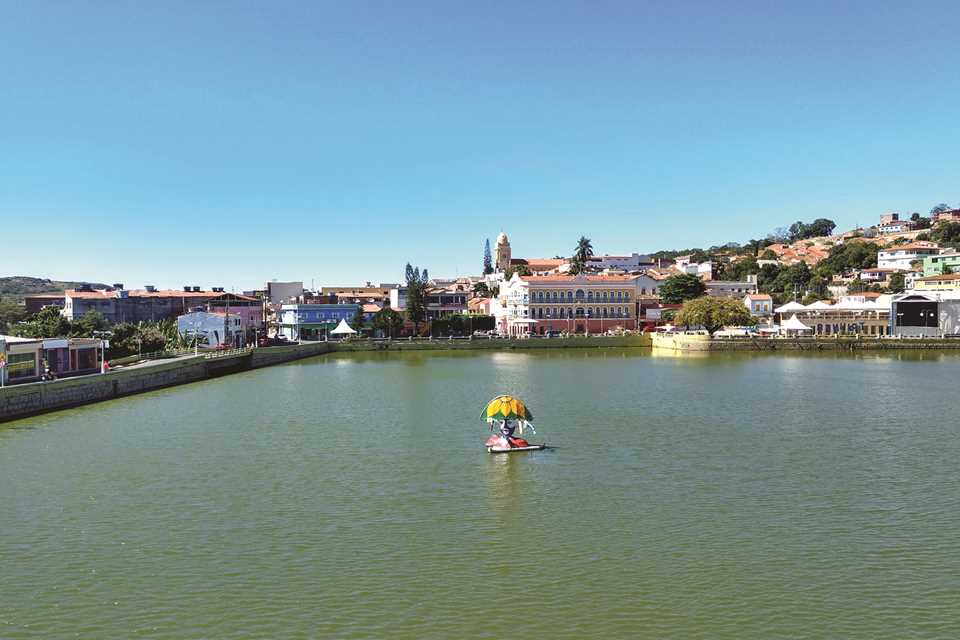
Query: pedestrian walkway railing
202 347 254 359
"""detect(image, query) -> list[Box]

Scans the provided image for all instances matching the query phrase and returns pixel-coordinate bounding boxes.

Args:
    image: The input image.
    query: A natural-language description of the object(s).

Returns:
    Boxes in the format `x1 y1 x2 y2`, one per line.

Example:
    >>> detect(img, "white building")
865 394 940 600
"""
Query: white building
495 273 639 336
859 268 896 283
633 272 666 297
877 244 941 270
877 213 915 235
177 311 247 348
586 253 654 271
265 281 304 304
706 276 758 298
674 258 713 279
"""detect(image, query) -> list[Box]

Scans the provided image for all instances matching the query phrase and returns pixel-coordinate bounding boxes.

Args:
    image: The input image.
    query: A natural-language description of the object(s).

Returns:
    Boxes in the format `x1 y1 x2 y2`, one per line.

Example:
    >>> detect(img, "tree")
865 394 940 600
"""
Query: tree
0 302 28 334
760 249 778 260
788 218 836 242
930 221 960 248
675 297 755 335
688 249 710 264
71 309 109 337
472 282 490 297
659 273 707 304
931 203 952 216
818 242 880 275
888 272 906 293
807 218 836 238
910 213 931 230
483 239 493 275
9 305 71 338
570 236 594 274
514 264 531 277
351 306 365 333
404 263 430 334
372 307 404 338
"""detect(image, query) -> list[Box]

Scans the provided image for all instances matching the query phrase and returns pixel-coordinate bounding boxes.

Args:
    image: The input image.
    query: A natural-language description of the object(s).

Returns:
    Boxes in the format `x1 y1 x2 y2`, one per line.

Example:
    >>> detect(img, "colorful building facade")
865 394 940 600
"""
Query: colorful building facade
498 274 638 335
278 304 360 341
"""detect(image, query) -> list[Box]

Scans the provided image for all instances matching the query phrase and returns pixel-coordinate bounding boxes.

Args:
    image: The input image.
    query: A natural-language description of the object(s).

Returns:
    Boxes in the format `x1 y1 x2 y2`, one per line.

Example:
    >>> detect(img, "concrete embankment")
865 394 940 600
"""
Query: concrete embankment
0 337 653 423
652 332 960 351
335 335 653 351
0 342 334 424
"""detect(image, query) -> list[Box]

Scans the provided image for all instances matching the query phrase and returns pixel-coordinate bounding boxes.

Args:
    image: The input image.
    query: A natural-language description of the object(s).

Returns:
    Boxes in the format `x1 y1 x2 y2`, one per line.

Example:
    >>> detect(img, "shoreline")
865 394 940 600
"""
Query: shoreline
5 333 960 423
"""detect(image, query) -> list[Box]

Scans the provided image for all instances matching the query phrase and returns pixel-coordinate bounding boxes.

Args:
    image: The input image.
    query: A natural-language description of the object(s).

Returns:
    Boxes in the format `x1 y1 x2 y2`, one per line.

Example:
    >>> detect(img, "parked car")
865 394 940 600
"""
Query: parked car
258 337 291 347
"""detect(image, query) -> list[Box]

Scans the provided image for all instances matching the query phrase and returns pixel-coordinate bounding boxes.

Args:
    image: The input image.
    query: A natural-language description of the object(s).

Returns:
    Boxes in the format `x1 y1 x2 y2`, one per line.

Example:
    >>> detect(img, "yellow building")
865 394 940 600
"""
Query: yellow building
912 273 960 291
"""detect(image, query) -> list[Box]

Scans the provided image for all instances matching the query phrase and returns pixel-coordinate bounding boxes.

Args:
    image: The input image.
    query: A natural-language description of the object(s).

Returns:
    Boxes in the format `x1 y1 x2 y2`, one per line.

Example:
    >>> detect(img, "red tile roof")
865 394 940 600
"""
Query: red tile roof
521 274 638 283
915 273 960 282
66 289 251 300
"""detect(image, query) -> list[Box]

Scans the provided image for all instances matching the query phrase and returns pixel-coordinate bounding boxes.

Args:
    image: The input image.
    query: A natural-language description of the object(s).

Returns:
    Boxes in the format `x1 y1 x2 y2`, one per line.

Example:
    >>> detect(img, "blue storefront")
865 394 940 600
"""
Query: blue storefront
278 304 359 341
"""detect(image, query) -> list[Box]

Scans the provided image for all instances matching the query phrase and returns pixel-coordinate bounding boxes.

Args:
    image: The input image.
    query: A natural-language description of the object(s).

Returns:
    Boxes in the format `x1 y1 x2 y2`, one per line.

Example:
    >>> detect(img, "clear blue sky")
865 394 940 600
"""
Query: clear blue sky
2 1 958 290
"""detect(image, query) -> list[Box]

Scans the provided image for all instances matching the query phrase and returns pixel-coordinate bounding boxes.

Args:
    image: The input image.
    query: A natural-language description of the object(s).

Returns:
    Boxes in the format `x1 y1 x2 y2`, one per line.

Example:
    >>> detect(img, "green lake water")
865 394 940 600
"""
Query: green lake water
2 349 959 638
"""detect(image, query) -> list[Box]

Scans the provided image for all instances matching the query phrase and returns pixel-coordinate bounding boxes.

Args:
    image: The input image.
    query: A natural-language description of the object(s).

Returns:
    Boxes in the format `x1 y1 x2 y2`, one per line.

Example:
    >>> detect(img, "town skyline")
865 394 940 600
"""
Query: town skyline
6 202 956 293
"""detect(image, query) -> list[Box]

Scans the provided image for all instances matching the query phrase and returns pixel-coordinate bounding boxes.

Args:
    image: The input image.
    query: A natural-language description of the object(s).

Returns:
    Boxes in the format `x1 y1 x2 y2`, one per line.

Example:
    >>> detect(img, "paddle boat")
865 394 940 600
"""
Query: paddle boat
481 395 546 453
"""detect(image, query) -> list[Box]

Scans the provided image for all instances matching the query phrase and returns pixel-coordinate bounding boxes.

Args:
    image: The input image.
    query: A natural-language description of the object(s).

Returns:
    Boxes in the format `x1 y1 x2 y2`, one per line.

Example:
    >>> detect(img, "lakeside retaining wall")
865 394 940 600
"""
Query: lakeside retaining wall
652 332 960 351
0 337 646 423
0 342 335 423
334 335 653 352
0 357 210 423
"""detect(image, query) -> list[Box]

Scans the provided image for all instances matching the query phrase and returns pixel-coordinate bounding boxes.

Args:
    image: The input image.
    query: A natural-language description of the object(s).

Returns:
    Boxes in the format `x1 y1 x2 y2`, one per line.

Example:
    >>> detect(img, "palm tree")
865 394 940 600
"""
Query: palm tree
570 236 594 274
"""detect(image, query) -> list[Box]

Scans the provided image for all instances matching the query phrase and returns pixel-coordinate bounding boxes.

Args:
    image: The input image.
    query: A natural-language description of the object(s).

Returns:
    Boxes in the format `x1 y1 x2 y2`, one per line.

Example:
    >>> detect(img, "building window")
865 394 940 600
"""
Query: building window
567 291 573 301
624 292 630 301
602 291 608 301
6 352 37 380
641 288 646 295
602 308 608 318
587 291 594 301
575 290 585 301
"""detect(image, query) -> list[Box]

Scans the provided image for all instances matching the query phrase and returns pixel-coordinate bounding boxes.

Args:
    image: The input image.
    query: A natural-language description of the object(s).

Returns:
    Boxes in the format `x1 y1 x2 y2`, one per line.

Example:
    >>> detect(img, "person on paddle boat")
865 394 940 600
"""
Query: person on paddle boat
492 419 529 449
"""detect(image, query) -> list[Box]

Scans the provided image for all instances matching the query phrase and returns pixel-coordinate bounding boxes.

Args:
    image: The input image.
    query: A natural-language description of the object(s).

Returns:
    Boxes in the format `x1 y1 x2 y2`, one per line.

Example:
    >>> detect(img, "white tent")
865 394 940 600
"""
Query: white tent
781 314 813 334
329 319 357 335
774 301 807 314
806 300 835 310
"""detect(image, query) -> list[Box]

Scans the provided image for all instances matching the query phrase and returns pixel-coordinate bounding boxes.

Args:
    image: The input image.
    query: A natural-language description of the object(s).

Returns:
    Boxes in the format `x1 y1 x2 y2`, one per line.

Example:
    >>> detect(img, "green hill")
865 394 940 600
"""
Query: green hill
0 276 110 303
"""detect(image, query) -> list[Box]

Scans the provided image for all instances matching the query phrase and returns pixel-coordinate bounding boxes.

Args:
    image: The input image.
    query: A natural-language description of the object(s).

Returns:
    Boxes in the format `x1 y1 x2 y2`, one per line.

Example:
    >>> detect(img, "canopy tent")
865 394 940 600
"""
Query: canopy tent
806 300 835 310
329 319 357 335
781 314 813 334
774 301 807 314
